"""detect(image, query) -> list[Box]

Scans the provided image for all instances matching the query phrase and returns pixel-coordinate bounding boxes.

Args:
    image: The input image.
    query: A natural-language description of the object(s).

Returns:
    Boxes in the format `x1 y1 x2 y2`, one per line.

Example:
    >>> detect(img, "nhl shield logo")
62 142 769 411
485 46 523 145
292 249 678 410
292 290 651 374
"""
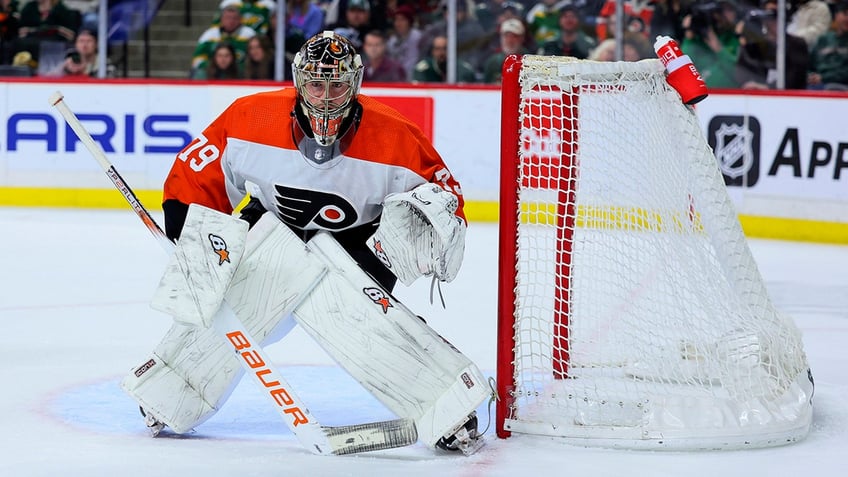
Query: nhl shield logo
708 115 760 187
714 123 753 179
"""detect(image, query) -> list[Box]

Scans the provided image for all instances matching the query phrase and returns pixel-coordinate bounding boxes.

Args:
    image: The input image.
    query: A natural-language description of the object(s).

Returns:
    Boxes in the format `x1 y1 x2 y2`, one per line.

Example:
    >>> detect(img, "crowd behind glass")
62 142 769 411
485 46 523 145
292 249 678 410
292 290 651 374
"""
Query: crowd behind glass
0 0 846 90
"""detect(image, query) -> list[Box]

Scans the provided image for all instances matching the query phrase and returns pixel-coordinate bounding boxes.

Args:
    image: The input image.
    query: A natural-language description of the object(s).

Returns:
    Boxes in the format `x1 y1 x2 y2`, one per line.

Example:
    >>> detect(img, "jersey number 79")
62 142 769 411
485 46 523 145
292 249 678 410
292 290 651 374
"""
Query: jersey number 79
178 134 220 172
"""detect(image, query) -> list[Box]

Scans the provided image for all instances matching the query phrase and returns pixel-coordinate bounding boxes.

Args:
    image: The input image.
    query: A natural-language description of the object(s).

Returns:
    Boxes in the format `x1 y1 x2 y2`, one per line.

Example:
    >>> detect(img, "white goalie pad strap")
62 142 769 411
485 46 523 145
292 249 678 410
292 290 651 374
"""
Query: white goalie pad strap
297 231 490 447
369 183 466 286
123 214 326 433
151 204 249 327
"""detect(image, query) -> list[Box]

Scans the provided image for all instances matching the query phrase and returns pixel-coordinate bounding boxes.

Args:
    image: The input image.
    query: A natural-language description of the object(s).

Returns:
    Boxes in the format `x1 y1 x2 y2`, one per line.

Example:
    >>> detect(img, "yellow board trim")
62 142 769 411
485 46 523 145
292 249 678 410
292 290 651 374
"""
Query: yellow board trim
0 187 165 210
463 200 848 245
737 215 848 244
1 189 846 245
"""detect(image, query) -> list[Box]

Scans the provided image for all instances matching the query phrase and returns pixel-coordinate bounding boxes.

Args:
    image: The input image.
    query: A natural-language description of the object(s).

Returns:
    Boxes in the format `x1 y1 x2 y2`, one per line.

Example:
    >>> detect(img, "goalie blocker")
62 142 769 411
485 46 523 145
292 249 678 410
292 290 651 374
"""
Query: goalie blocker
123 205 490 453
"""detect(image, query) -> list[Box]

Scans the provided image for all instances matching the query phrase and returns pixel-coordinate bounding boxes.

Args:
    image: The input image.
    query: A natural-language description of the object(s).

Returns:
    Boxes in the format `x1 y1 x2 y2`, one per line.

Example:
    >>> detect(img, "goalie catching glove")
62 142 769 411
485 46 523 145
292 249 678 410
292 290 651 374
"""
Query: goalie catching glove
368 183 466 286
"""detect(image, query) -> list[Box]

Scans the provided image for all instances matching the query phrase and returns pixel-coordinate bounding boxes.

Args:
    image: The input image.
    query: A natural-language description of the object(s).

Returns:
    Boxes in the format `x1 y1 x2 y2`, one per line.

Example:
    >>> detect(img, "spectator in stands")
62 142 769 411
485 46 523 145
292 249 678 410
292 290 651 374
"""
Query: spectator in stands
736 1 809 89
626 15 648 37
788 0 832 49
680 0 741 88
288 0 324 49
403 0 440 28
807 1 848 90
332 0 390 32
1 0 19 64
13 0 80 61
0 0 18 33
328 0 374 49
588 36 615 60
193 41 242 80
191 0 255 77
386 4 422 79
623 30 653 59
1 0 19 57
525 0 561 46
588 35 649 61
473 0 497 32
213 0 274 36
16 0 77 41
650 0 691 40
243 34 274 80
362 29 406 81
482 17 528 83
575 1 608 26
413 33 477 82
594 0 653 41
538 4 597 59
498 1 525 24
420 0 487 73
327 0 373 50
480 1 534 58
46 27 105 76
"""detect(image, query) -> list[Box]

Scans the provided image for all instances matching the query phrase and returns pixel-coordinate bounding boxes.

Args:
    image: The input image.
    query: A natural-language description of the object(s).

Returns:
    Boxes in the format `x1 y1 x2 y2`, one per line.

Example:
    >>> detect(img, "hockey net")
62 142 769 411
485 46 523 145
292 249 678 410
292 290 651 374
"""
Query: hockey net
495 55 813 450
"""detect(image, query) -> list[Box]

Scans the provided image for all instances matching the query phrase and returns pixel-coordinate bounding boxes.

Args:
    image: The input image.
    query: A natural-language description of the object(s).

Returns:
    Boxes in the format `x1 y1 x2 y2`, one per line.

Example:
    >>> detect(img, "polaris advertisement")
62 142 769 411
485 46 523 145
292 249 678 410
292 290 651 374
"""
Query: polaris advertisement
0 81 845 228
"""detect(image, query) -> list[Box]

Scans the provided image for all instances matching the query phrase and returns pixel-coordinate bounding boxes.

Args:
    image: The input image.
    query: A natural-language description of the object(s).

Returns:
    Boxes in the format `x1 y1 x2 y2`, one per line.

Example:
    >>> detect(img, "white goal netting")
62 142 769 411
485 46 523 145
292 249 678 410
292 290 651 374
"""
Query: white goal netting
496 55 812 450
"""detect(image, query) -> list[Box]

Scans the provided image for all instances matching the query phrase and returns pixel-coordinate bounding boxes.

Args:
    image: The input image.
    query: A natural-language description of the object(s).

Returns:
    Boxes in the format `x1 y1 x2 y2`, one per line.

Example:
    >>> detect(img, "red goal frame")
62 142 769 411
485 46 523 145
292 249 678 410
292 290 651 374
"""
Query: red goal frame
496 55 579 438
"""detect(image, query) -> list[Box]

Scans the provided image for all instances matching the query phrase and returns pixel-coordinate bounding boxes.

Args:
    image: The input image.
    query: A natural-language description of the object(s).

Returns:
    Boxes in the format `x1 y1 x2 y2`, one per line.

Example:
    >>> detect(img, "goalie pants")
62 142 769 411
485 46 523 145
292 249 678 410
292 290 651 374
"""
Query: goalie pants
252 198 397 292
167 197 397 291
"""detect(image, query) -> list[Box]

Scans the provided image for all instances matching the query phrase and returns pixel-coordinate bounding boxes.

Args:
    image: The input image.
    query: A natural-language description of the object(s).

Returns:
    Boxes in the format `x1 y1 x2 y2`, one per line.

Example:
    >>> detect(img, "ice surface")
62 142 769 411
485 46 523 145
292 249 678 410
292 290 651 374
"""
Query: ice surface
1 208 845 477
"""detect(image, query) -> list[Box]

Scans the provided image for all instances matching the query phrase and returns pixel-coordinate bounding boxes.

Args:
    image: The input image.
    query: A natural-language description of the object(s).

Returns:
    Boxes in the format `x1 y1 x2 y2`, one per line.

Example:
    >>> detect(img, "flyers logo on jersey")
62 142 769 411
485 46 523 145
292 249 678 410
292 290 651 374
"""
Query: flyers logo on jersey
274 184 358 230
208 233 230 265
363 287 393 313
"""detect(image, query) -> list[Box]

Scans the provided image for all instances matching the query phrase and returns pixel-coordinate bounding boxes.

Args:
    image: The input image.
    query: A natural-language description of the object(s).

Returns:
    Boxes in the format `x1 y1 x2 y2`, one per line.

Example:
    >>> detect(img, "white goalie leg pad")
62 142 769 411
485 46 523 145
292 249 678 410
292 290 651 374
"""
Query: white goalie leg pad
150 204 249 327
369 183 466 286
224 216 327 341
296 231 490 448
121 324 245 434
122 214 326 433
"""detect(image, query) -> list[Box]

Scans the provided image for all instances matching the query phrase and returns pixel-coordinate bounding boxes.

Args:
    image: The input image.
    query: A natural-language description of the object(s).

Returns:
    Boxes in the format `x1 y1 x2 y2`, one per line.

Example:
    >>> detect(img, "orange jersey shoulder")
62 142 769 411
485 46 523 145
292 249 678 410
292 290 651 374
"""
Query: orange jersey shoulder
163 89 297 211
219 89 299 149
349 95 465 218
164 89 464 220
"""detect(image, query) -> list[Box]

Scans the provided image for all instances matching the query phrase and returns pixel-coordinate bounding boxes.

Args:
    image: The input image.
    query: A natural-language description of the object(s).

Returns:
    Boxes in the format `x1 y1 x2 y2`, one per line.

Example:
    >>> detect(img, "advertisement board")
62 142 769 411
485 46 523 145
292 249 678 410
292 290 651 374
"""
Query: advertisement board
1 79 846 242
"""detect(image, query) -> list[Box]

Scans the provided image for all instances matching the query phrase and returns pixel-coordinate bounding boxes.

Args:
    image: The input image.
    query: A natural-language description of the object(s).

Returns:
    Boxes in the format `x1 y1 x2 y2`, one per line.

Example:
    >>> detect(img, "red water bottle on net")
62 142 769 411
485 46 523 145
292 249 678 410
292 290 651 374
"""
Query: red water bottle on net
654 35 708 105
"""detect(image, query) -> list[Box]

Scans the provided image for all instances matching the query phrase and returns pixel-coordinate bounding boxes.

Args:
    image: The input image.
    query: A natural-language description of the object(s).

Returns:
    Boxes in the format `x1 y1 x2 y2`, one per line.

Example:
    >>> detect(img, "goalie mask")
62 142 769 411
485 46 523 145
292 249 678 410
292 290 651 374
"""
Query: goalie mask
292 31 364 149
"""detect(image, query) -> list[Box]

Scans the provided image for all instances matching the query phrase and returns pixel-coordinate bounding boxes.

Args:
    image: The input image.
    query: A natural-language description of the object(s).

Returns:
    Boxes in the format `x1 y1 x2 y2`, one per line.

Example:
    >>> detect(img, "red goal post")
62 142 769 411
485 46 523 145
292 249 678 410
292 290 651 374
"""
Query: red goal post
495 55 813 450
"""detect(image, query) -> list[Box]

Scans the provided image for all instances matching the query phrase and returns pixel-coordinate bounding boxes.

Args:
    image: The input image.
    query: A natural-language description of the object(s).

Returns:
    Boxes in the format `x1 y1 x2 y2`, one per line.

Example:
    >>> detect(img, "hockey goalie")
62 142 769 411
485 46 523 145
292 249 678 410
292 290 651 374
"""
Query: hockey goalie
119 31 489 455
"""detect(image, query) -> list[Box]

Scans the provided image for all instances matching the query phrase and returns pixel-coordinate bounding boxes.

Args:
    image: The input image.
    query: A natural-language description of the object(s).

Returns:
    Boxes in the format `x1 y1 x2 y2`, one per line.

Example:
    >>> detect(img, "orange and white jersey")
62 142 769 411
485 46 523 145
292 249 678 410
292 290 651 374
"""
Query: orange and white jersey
164 88 464 233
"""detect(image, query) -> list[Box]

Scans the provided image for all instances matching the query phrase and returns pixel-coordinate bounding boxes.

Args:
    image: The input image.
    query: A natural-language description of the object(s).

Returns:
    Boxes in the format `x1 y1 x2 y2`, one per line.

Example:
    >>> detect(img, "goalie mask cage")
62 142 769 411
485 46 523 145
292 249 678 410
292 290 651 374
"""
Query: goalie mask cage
495 55 813 450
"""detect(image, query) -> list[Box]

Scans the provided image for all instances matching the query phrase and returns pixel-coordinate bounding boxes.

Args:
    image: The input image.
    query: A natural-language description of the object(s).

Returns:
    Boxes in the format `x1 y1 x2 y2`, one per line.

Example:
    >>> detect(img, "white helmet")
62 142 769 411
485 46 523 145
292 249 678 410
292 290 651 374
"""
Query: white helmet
292 31 364 147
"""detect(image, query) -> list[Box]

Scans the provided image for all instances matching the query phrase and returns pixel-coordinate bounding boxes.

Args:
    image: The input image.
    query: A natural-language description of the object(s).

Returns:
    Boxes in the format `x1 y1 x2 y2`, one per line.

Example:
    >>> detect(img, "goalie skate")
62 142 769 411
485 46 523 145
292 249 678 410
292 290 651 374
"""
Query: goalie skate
139 406 166 437
435 412 484 456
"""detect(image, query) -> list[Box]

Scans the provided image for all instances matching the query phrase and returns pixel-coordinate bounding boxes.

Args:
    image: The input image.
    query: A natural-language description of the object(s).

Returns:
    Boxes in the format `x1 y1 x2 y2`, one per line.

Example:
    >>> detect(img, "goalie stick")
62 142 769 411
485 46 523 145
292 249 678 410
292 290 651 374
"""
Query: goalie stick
49 91 418 456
